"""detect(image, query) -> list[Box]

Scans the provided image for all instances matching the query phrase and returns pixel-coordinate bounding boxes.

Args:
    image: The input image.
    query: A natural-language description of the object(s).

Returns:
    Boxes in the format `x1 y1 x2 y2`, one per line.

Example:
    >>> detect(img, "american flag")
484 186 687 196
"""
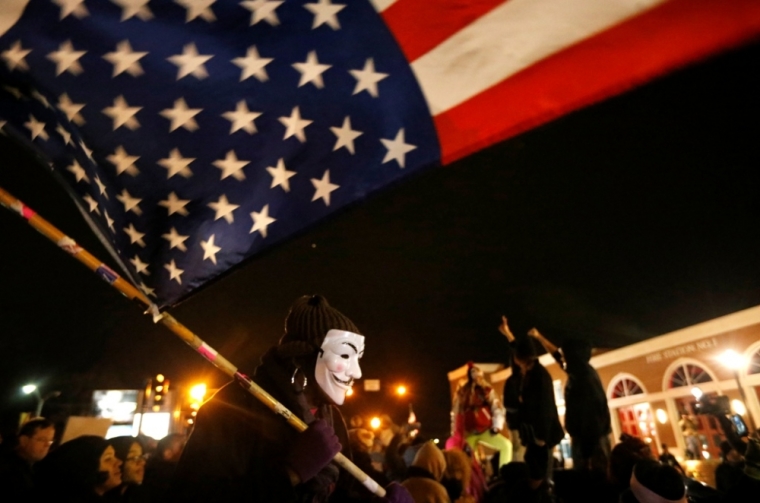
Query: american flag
1 0 758 308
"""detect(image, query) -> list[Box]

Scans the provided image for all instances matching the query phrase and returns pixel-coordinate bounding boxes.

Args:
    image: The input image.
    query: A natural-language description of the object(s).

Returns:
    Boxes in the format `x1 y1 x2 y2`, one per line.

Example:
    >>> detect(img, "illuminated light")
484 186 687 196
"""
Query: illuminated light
152 405 160 412
369 417 381 429
346 388 354 397
656 409 668 424
190 384 207 402
190 402 200 410
187 418 194 425
433 438 439 444
173 411 181 419
396 385 407 396
731 400 747 415
156 374 165 383
644 437 652 443
718 350 746 371
22 384 37 394
702 451 710 459
191 411 197 417
691 387 703 399
154 395 162 401
156 385 164 392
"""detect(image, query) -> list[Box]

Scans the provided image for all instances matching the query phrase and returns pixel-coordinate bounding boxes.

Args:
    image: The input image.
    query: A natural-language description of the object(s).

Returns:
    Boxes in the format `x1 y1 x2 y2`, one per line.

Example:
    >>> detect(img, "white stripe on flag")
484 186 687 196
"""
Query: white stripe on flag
411 0 668 116
370 0 398 13
0 0 30 37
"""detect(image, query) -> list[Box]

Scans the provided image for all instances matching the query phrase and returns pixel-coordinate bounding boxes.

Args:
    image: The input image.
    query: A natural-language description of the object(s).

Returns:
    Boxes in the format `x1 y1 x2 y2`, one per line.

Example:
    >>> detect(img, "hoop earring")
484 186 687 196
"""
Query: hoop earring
291 367 307 390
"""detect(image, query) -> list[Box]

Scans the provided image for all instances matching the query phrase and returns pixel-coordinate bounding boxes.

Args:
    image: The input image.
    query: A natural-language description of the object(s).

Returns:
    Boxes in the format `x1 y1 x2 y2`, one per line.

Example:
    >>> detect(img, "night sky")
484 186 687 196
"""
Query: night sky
1 40 759 439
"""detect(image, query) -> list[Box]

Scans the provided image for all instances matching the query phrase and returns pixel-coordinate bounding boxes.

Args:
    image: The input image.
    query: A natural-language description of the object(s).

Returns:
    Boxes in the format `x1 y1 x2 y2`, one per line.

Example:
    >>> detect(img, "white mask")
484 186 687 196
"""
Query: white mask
315 329 365 405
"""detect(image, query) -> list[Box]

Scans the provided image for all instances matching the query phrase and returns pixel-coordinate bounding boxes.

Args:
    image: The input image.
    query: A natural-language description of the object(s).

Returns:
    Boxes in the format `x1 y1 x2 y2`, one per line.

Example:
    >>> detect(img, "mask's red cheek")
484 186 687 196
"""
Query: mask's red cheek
335 364 345 372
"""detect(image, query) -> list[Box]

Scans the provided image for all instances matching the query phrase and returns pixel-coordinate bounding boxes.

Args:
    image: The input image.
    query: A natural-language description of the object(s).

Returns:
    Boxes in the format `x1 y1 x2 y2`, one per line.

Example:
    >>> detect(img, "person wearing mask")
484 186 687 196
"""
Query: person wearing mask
35 435 122 502
171 294 412 502
0 417 55 500
106 436 150 502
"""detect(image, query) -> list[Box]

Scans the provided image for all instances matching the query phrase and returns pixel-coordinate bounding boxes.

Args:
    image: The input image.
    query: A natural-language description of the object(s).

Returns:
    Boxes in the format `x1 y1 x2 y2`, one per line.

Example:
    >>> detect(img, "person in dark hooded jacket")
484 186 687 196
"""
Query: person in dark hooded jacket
529 328 611 472
170 294 412 503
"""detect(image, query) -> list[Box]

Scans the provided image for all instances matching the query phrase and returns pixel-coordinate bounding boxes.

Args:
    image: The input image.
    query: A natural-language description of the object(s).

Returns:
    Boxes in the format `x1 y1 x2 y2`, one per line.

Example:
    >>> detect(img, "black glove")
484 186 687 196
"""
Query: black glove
285 419 341 483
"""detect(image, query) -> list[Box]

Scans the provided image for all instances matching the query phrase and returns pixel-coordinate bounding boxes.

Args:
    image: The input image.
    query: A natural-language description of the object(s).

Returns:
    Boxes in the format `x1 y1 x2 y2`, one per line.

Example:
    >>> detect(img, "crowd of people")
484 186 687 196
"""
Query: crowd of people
1 295 759 502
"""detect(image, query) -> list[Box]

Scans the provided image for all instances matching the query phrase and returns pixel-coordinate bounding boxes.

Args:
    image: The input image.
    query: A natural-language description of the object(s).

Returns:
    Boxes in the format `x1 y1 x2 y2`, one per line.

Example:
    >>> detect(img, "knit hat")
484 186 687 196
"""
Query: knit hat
744 437 760 480
278 295 359 356
629 459 687 503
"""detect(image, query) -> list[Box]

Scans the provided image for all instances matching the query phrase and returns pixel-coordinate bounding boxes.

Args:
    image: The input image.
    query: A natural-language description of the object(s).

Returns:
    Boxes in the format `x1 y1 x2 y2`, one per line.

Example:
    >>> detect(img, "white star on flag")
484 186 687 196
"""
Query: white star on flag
303 0 345 30
107 145 140 176
46 40 86 76
58 93 86 125
83 194 100 214
232 46 273 82
292 50 331 88
168 43 213 80
158 192 191 216
124 223 146 247
213 150 249 181
160 98 202 132
79 141 95 160
56 124 73 145
94 176 109 199
31 90 51 109
116 188 143 215
162 227 190 251
311 170 339 206
208 194 239 223
130 255 149 275
279 106 312 142
111 0 153 22
66 160 89 182
102 95 141 130
349 58 388 97
380 128 416 168
139 282 156 297
201 234 222 264
158 148 195 179
164 259 184 284
24 115 49 140
241 0 283 26
266 158 296 192
250 204 276 237
175 0 217 22
330 116 362 154
222 100 262 134
2 41 32 71
104 211 115 231
103 40 148 77
53 0 89 20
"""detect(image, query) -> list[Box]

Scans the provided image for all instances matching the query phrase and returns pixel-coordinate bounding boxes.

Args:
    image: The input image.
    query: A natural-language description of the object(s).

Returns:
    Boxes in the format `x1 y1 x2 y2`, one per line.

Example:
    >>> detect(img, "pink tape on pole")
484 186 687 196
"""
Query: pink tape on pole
198 343 218 362
9 200 35 219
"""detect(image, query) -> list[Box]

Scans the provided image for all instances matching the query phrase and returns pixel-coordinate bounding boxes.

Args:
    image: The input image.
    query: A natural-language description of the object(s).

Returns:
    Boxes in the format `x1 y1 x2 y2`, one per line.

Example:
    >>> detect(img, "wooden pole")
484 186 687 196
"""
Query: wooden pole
0 186 385 497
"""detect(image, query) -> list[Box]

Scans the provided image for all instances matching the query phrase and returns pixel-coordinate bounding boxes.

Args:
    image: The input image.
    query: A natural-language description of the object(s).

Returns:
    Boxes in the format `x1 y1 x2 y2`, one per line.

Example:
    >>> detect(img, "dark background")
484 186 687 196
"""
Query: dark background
1 39 759 440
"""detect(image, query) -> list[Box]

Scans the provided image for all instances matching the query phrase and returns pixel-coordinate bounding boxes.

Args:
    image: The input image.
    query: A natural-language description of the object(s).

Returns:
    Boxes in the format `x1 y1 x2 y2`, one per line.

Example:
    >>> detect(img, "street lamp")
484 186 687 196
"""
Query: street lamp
22 384 60 418
718 350 757 432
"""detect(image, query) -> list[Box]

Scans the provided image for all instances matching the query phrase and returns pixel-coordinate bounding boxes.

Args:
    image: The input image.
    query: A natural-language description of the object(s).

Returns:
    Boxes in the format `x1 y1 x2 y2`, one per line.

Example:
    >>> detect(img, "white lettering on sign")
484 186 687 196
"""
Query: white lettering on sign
645 337 719 364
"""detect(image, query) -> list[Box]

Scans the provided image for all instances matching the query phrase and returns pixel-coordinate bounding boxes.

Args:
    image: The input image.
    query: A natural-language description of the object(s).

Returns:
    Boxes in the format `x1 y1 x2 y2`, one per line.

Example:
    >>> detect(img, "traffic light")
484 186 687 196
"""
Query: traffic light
152 374 169 411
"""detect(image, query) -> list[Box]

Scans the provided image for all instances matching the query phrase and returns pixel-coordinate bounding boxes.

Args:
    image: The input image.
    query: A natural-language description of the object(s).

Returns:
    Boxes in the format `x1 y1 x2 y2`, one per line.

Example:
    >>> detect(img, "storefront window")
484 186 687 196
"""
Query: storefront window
611 378 643 398
749 348 760 375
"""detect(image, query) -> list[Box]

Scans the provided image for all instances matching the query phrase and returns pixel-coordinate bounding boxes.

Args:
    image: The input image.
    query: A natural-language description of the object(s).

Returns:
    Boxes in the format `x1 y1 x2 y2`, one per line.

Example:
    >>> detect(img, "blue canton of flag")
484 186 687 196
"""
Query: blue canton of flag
0 0 440 307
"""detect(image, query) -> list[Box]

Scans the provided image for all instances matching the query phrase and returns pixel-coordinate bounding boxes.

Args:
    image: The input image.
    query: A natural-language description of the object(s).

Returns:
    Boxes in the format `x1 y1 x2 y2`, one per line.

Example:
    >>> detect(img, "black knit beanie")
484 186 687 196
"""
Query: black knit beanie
278 295 359 357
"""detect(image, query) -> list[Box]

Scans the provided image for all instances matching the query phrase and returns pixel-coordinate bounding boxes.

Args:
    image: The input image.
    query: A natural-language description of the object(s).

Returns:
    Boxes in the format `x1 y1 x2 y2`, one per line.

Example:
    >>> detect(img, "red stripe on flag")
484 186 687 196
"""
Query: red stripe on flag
381 0 506 62
434 0 760 165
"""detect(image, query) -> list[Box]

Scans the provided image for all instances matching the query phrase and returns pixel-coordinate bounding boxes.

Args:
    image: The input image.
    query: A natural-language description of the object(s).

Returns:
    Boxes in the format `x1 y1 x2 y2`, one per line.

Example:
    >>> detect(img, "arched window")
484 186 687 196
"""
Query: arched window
610 376 645 399
668 363 713 388
748 346 760 375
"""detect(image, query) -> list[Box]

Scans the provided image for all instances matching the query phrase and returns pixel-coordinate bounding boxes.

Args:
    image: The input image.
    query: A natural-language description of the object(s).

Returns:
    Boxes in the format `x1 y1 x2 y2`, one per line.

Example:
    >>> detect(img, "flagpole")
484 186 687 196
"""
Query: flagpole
0 186 385 497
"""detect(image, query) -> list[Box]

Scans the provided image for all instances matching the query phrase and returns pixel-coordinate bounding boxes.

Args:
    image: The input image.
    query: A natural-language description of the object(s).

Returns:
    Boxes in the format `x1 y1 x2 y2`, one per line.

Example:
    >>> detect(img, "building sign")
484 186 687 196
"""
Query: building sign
645 337 719 364
364 379 381 391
